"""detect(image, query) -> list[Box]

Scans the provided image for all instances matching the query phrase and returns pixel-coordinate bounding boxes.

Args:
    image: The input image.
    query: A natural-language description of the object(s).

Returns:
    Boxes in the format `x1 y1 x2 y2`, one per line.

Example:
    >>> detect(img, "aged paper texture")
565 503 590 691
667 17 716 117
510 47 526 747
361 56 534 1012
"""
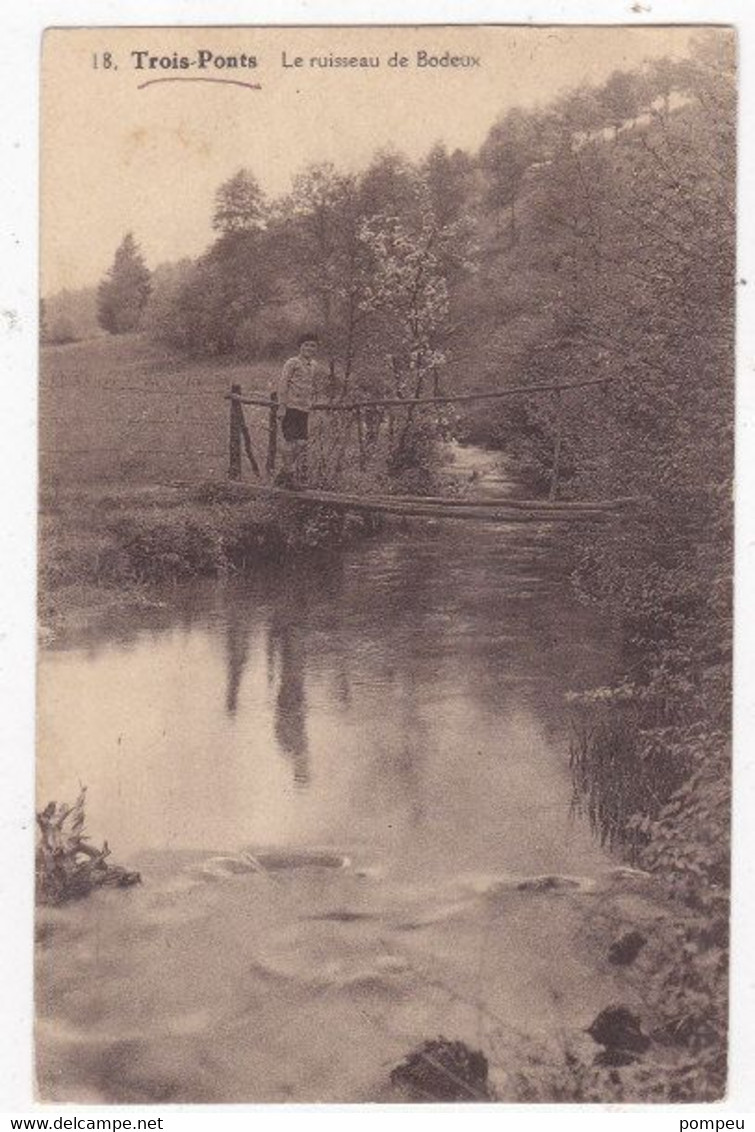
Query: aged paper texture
36 25 734 1104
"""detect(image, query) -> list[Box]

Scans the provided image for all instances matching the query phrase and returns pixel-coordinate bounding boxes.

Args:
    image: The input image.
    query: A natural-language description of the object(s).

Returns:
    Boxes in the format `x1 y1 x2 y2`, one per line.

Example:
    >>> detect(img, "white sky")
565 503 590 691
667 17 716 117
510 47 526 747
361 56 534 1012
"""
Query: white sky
41 25 696 294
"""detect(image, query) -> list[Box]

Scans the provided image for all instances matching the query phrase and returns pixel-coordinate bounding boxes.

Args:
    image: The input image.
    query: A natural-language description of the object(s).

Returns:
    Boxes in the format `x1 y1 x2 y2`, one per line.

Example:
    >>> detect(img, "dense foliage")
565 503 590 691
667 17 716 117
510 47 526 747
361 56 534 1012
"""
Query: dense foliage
474 34 734 1100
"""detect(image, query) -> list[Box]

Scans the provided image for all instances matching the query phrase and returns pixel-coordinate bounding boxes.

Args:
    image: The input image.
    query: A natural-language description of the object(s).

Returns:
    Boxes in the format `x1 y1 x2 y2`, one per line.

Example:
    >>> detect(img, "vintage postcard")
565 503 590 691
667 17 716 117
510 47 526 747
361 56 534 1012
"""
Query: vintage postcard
35 24 734 1104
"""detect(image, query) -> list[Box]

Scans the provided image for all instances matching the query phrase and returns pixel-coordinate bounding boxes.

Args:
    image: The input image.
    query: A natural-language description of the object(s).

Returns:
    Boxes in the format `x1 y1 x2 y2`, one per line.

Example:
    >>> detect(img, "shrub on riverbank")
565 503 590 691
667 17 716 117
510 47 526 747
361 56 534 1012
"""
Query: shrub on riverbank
38 482 380 630
36 788 140 905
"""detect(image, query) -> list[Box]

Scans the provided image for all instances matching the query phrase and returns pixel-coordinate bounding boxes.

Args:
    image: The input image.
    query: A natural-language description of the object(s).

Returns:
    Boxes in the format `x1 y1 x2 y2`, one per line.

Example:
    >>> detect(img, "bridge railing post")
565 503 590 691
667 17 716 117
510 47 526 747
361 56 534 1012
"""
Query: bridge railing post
266 391 278 480
549 387 563 501
228 383 242 480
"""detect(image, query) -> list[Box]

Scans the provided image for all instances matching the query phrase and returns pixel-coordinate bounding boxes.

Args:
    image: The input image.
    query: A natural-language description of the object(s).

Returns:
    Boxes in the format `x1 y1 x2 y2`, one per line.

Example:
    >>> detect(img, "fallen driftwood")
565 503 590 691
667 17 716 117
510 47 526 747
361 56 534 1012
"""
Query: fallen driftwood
36 787 140 905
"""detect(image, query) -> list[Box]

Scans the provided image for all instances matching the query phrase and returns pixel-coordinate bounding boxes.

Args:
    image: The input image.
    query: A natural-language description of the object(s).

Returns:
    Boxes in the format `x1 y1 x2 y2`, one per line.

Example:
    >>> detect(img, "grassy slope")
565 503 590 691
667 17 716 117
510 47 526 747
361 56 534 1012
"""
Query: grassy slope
40 333 278 486
38 335 381 632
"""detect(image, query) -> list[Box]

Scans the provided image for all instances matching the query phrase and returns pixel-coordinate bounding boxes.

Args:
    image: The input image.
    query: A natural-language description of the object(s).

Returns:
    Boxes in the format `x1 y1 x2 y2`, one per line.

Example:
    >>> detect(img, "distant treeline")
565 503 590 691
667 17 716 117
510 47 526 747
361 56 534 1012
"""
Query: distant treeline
41 288 100 344
44 42 726 400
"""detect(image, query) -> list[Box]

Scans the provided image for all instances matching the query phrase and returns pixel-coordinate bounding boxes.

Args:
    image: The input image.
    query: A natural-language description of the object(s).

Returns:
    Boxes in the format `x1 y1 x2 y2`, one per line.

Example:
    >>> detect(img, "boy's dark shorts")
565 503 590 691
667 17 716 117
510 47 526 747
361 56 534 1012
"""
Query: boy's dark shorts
281 408 309 442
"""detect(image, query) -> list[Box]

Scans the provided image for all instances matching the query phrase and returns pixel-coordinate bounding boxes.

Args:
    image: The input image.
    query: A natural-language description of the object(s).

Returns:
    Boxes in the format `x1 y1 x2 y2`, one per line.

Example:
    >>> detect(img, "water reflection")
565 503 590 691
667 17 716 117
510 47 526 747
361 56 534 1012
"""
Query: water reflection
266 606 310 788
224 605 252 717
38 520 619 866
37 506 631 1107
223 576 313 787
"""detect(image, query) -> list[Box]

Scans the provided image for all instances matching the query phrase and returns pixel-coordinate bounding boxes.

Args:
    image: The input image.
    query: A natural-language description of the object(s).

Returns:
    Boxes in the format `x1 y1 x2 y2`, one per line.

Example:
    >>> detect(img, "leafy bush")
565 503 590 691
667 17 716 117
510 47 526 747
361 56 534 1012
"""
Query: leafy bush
234 305 316 360
46 316 80 346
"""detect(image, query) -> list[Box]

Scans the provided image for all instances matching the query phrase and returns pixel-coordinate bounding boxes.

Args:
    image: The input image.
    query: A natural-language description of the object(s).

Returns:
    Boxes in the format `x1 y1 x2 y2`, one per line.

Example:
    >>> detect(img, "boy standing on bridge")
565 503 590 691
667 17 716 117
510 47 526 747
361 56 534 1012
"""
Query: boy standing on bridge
276 333 320 488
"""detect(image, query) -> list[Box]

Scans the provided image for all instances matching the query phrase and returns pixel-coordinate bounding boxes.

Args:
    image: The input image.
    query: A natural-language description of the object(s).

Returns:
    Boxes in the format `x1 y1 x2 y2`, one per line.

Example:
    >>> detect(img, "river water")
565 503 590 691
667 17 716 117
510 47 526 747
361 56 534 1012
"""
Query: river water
36 460 641 1103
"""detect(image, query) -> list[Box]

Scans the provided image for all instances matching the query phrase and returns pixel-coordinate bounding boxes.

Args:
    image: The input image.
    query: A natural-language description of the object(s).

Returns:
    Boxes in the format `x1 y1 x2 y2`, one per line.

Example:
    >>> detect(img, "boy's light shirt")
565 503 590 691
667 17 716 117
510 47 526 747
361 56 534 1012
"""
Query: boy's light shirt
279 355 318 412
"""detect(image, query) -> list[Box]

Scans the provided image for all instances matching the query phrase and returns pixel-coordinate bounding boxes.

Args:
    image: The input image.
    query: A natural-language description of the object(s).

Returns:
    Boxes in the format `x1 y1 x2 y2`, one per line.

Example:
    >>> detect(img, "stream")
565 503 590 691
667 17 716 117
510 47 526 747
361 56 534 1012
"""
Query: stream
36 449 656 1103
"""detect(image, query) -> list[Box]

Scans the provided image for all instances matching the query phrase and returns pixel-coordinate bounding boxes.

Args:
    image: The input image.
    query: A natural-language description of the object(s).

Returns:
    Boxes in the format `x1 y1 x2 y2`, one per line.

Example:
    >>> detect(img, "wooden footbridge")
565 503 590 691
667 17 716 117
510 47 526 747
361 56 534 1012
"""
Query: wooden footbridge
224 375 633 524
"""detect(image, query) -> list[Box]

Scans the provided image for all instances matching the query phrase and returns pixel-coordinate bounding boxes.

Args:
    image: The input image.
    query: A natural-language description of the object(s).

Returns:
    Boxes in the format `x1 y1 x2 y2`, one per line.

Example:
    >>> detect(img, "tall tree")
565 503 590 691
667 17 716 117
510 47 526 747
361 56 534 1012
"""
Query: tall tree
598 69 644 140
421 143 474 228
552 85 605 151
280 163 374 388
213 168 266 234
97 233 152 334
283 164 354 345
641 56 681 117
358 174 474 469
359 149 418 221
157 169 271 353
479 108 540 243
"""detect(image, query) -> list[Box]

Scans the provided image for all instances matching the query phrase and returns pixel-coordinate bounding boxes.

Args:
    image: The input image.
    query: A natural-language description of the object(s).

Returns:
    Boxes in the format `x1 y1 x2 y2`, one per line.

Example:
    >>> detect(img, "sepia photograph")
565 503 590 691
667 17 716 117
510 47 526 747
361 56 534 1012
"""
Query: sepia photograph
35 24 734 1104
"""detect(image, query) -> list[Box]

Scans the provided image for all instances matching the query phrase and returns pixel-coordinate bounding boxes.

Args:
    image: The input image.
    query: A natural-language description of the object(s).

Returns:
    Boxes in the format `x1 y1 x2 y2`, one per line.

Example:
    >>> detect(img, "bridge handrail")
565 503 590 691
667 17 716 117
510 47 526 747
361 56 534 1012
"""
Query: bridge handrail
225 374 614 490
224 375 611 411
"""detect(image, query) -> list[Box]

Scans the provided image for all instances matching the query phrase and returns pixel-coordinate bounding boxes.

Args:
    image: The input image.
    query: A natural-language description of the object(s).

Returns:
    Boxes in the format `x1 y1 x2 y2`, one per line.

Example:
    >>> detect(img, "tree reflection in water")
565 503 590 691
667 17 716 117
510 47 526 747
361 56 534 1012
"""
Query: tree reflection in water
221 564 358 790
266 605 310 788
223 597 310 787
224 605 251 717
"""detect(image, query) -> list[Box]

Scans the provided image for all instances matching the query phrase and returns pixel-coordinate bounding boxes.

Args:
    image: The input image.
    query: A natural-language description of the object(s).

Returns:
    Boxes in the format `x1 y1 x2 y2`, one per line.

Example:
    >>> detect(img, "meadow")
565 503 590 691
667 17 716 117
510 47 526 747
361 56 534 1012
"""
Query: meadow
38 334 380 631
40 333 278 487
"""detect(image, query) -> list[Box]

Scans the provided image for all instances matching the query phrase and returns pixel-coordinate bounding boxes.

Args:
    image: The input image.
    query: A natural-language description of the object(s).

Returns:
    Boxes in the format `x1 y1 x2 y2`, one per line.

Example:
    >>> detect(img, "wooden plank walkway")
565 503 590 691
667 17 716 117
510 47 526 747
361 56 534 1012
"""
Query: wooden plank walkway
241 483 637 524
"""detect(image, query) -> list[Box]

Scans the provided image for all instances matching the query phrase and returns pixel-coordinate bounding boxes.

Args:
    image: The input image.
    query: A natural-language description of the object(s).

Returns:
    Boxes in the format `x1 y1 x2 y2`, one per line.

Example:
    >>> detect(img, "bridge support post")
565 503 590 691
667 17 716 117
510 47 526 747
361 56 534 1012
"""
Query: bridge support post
228 383 242 480
549 387 563 501
266 391 278 480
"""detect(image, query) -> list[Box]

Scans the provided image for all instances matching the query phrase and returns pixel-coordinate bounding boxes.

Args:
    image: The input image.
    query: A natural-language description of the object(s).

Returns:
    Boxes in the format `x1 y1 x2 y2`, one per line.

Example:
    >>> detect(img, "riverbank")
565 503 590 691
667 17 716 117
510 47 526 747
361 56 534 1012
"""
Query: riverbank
38 480 379 637
38 434 497 638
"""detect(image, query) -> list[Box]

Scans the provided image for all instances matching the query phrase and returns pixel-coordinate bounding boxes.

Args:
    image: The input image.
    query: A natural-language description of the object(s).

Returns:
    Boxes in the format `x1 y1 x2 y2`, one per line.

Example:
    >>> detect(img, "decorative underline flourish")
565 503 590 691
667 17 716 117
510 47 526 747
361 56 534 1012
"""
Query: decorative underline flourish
137 77 262 91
